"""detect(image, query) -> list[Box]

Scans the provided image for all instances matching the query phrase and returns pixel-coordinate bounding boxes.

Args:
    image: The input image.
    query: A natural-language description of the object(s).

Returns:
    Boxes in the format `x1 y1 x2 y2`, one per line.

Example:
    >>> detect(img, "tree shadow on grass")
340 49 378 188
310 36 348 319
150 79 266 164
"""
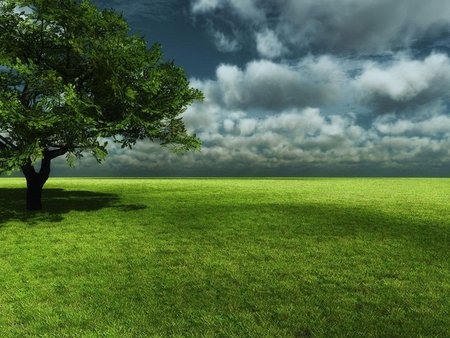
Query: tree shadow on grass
0 188 147 225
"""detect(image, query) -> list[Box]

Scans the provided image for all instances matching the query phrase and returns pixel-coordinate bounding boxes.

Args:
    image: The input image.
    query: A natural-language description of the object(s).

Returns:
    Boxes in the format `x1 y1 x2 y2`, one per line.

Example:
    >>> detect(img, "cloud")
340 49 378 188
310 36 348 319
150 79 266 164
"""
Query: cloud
112 108 369 169
172 52 450 175
196 56 347 111
190 0 450 55
356 53 450 113
52 97 450 177
211 30 240 52
191 0 264 20
279 0 450 53
191 0 222 13
61 102 450 177
374 113 450 136
255 29 286 59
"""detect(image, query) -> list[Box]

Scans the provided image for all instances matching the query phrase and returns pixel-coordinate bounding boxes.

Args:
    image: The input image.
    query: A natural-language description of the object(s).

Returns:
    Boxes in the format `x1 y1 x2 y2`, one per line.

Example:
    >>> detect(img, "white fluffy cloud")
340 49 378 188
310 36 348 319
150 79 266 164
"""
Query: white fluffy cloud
375 114 450 136
191 0 221 13
356 54 450 112
191 0 263 20
195 56 347 111
192 53 450 115
255 29 286 59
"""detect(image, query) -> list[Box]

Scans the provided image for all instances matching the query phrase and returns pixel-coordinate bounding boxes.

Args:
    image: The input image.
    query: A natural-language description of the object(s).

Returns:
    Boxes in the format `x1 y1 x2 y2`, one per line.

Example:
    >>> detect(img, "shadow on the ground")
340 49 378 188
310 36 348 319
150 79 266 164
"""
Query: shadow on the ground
0 188 147 224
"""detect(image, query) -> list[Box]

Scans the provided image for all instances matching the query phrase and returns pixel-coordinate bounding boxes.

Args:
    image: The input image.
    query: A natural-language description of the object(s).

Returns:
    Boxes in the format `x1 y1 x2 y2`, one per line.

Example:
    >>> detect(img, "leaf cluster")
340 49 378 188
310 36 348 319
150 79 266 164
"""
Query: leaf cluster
0 0 203 173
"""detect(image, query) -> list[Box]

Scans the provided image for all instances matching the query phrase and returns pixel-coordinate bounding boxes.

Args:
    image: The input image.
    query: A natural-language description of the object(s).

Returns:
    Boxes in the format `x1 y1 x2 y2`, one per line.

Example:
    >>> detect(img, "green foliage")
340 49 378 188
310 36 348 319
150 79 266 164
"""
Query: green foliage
0 178 449 336
0 0 203 173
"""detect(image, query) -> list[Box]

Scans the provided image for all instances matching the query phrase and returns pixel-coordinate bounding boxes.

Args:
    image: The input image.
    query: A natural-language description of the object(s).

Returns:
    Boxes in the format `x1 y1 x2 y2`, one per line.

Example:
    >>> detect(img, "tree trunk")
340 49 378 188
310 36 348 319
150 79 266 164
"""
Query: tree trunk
22 157 52 211
26 176 44 211
20 148 67 210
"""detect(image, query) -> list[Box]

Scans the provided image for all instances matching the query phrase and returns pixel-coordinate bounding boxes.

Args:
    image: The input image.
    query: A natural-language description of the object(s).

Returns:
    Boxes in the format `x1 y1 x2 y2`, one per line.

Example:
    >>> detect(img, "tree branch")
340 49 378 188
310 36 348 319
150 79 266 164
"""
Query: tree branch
20 83 30 107
45 146 68 160
36 17 45 65
48 144 81 148
39 147 68 181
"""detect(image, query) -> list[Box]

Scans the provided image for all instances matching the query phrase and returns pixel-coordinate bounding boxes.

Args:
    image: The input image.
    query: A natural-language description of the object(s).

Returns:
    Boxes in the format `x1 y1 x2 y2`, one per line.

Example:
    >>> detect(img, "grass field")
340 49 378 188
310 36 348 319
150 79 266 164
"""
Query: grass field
0 178 449 337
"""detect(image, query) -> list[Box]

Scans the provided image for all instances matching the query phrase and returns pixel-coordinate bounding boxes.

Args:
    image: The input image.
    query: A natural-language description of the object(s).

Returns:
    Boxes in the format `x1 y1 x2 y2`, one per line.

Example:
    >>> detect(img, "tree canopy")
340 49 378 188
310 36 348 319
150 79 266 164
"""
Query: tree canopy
0 0 203 175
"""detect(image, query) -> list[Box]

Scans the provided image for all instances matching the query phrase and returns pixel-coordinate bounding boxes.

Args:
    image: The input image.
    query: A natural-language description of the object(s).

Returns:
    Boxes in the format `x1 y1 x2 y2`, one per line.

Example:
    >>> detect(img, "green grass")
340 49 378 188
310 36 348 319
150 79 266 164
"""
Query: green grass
0 178 449 337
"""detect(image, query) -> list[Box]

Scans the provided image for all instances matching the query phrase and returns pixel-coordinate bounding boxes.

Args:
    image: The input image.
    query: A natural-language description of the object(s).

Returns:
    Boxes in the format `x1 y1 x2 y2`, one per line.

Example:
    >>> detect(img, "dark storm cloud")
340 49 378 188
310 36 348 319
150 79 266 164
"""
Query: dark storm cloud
191 0 450 56
279 0 450 54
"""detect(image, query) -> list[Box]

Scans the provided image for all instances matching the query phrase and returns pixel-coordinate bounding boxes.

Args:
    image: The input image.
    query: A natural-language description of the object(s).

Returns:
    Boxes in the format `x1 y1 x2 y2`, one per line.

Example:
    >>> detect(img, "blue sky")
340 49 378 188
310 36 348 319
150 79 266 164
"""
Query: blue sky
55 0 450 176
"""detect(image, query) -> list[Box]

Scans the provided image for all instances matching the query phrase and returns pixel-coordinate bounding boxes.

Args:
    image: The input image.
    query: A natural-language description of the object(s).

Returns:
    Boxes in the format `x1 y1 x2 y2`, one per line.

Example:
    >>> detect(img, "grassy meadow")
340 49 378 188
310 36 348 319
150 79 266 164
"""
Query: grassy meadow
0 178 449 337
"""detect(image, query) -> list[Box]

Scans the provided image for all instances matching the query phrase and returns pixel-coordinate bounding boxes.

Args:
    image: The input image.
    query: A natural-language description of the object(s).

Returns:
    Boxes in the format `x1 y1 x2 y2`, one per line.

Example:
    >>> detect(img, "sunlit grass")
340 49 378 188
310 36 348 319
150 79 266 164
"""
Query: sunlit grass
0 178 449 337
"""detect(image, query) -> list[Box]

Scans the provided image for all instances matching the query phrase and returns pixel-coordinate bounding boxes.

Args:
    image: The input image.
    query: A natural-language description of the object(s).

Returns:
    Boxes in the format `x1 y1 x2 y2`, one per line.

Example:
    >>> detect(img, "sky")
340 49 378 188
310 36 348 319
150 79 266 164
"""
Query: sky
53 0 450 177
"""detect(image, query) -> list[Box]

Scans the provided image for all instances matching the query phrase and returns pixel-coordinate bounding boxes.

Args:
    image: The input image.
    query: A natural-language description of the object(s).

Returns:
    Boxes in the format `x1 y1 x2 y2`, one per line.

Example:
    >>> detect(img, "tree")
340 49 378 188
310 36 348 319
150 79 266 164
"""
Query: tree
0 0 203 210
